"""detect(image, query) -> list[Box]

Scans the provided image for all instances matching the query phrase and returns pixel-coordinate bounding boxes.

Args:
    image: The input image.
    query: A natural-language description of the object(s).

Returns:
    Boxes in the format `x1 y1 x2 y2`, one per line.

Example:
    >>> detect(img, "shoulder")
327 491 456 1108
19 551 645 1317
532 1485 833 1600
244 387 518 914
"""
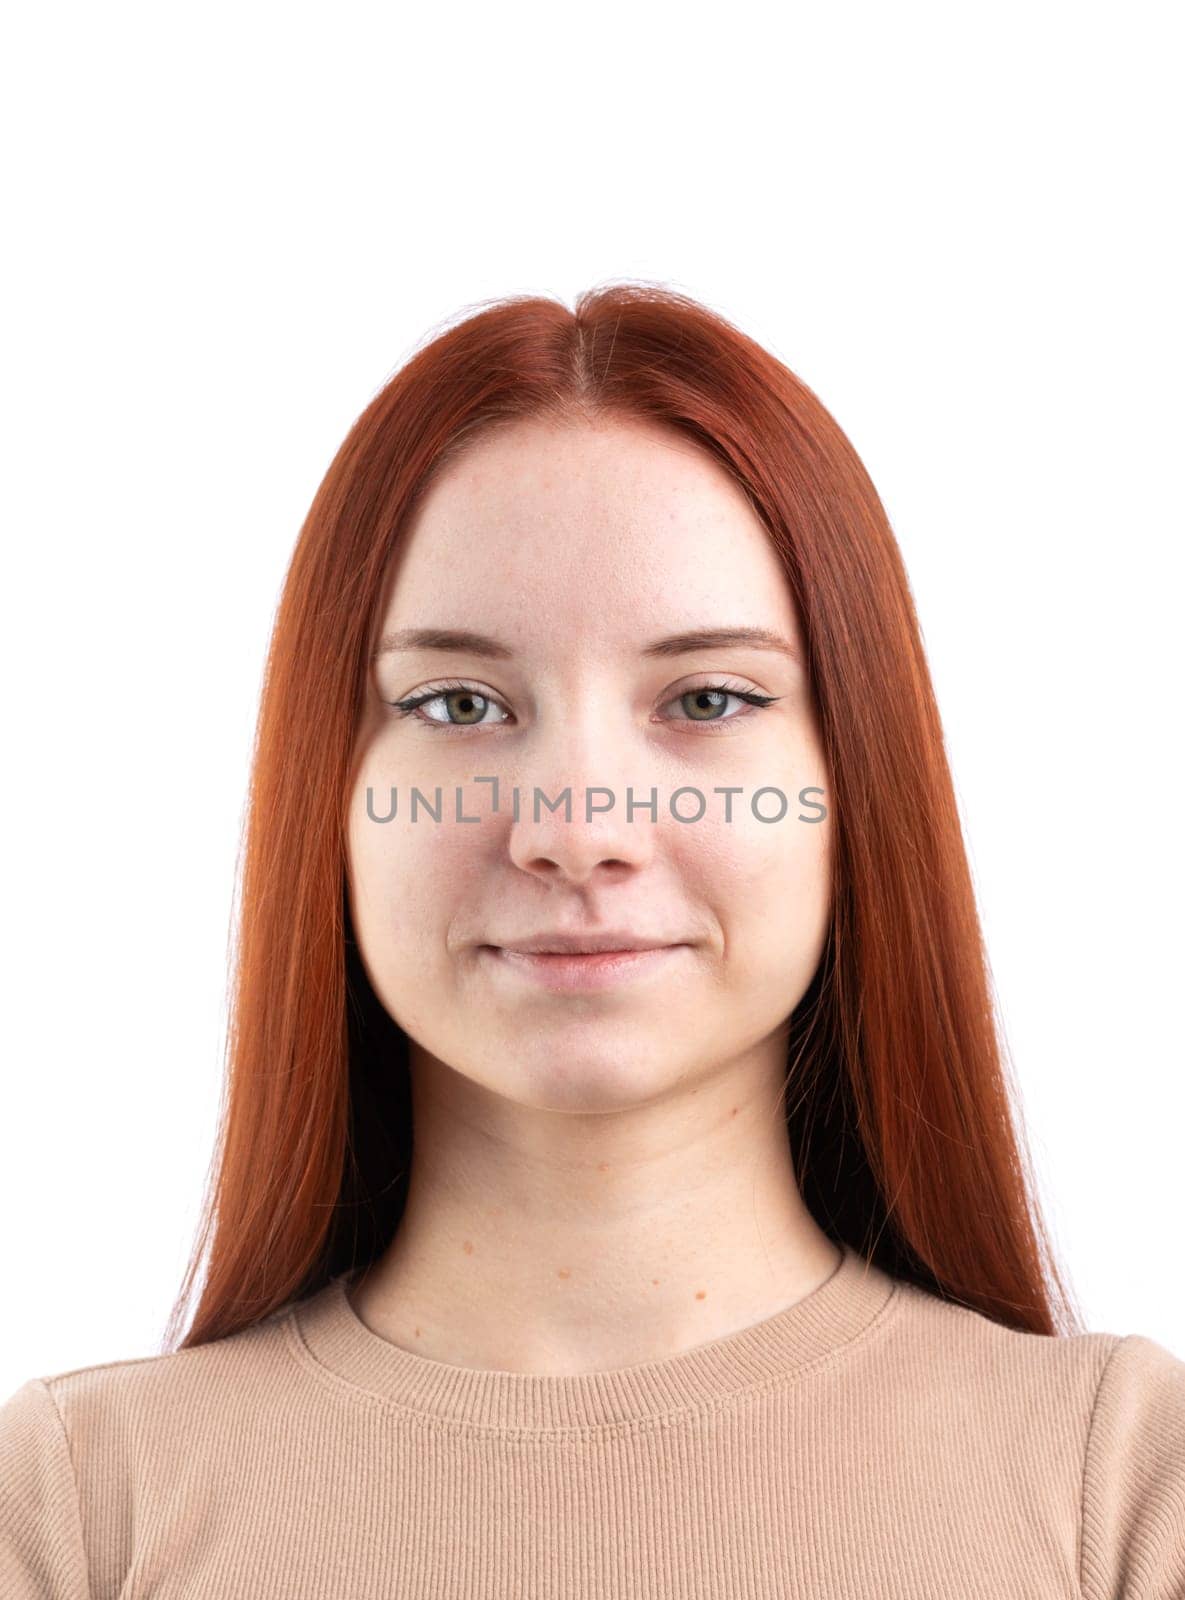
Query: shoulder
9 1297 300 1452
0 1302 301 1597
1079 1330 1185 1600
881 1279 1185 1598
874 1273 1124 1416
0 1376 90 1598
890 1277 1184 1416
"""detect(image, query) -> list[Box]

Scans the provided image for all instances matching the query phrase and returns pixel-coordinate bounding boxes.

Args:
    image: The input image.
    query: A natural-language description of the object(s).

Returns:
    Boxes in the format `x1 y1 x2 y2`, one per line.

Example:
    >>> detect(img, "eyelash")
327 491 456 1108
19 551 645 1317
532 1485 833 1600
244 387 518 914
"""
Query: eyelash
387 679 780 735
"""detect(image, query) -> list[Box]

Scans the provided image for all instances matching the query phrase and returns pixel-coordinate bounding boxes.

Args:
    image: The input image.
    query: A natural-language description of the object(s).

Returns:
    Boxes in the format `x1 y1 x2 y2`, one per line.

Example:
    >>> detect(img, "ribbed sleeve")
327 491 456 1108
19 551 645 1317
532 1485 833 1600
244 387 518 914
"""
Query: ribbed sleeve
0 1378 90 1599
1080 1332 1185 1600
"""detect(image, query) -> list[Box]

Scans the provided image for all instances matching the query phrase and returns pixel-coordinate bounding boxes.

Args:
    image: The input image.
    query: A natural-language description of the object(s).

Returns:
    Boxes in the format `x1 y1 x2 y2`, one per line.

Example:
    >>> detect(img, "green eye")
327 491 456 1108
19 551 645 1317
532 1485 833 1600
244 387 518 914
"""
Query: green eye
388 681 779 732
391 683 508 728
680 688 733 721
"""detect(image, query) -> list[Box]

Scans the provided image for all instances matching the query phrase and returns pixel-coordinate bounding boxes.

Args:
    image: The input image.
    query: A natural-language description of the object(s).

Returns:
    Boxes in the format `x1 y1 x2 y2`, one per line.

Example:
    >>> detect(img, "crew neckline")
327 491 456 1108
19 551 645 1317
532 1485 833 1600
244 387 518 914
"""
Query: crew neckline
286 1242 900 1432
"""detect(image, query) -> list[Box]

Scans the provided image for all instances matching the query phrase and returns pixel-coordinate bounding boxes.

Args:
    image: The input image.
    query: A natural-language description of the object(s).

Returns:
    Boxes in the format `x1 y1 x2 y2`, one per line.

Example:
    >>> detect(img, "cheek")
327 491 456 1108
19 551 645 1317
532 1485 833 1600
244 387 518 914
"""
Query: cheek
354 817 527 1063
680 806 831 981
346 781 470 1009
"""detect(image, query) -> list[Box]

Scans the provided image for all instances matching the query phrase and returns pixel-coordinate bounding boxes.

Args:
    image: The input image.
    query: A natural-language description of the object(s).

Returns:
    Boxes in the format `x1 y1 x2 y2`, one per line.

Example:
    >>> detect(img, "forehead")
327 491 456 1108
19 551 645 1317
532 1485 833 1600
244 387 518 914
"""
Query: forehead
377 417 800 643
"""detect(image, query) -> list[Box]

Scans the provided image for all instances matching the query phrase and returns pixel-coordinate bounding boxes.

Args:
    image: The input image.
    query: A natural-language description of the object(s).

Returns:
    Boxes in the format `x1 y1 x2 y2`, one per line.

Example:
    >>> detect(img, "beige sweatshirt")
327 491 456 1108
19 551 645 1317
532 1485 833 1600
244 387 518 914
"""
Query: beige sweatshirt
2 1242 1183 1598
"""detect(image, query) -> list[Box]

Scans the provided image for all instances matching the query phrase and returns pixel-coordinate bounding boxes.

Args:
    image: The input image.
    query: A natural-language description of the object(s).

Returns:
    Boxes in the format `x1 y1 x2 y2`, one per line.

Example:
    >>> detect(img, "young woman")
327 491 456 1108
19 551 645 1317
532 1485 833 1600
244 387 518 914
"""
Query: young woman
3 283 1182 1598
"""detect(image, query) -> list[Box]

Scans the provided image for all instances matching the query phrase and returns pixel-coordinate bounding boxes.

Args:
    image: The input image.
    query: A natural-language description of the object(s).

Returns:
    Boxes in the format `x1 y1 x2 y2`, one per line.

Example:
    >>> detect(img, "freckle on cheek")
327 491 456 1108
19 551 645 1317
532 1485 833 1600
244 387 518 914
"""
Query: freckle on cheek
695 1290 707 1300
462 1240 474 1255
557 1267 571 1279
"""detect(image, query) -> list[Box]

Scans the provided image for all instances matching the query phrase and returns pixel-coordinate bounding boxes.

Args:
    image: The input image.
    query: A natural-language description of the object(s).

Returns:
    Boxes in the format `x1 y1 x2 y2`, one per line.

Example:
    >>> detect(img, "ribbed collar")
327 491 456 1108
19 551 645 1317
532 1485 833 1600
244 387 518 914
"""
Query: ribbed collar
286 1243 899 1431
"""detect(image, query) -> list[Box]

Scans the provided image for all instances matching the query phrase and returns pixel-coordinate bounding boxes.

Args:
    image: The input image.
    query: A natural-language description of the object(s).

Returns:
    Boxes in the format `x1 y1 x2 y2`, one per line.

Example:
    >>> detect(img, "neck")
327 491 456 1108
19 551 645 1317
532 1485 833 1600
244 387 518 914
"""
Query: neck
348 1038 841 1377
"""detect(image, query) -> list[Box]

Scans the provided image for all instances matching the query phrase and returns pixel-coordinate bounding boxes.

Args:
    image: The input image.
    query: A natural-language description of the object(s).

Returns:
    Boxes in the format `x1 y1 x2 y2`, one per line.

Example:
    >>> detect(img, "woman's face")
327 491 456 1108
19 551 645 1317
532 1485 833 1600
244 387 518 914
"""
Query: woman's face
346 417 832 1111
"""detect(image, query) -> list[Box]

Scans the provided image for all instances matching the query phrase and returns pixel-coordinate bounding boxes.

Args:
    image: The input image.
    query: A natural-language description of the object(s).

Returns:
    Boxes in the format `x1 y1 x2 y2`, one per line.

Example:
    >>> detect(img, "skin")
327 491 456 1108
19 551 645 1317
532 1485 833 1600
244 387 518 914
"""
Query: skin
343 414 842 1376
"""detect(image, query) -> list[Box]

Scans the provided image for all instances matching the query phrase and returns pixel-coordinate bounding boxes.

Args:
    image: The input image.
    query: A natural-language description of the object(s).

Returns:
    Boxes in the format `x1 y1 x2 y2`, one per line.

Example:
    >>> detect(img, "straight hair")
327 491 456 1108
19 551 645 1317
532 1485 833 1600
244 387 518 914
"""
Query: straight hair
163 282 1083 1352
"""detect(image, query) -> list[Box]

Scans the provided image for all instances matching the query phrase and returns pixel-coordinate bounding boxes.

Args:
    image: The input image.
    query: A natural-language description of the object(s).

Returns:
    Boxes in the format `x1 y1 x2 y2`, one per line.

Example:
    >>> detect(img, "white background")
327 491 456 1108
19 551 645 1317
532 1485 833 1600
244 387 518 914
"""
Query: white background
2 3 1180 1395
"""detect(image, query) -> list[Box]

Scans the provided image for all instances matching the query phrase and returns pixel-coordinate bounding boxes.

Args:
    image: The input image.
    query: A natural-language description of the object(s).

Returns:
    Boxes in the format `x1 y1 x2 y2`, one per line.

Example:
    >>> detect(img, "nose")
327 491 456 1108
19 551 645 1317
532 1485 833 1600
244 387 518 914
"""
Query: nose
504 718 663 887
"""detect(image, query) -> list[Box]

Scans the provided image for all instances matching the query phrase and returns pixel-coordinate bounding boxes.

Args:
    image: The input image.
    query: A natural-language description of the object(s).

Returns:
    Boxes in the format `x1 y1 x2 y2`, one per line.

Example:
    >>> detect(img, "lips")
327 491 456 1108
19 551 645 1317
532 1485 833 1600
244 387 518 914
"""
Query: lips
490 933 681 955
480 943 687 993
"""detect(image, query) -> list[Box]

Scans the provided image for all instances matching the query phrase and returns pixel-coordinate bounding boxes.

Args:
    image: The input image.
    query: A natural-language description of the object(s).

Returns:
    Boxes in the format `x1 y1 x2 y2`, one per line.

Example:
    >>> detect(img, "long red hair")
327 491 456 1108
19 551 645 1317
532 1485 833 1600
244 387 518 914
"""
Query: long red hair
163 282 1084 1352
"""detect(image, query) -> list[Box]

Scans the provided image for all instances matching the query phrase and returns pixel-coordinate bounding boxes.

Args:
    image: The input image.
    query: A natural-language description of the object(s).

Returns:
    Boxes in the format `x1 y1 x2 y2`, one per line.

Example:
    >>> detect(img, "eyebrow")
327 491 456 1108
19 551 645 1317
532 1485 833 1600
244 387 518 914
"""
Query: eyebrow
371 625 801 663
